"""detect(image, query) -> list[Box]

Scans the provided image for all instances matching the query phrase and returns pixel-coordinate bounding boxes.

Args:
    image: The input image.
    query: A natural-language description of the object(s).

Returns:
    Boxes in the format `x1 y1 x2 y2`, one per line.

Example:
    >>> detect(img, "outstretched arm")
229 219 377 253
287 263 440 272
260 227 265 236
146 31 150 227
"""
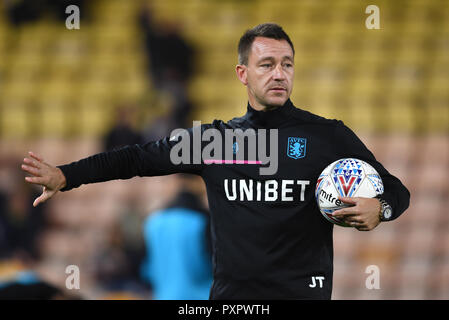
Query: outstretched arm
21 126 209 207
21 151 67 207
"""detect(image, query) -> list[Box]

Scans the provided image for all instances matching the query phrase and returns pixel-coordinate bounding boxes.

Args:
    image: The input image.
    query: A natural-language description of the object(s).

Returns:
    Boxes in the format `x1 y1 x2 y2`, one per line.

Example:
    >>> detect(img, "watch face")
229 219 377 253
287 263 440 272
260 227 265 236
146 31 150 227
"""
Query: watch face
383 208 392 220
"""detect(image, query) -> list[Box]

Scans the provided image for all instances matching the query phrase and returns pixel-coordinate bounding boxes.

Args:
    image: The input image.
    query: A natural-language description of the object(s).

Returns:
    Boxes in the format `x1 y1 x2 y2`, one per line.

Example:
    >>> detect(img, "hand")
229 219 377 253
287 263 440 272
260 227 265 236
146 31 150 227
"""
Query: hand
21 151 67 207
332 196 381 231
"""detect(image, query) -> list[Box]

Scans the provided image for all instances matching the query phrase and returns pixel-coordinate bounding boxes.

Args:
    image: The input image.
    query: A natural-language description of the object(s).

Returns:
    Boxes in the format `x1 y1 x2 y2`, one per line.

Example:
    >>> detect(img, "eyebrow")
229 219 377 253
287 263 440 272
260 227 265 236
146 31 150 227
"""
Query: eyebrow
257 56 294 63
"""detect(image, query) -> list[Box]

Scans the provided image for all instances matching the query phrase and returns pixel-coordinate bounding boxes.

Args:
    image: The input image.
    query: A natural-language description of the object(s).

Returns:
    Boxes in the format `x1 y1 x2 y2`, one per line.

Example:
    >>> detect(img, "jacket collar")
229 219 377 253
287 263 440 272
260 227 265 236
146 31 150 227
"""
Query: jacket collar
242 98 296 128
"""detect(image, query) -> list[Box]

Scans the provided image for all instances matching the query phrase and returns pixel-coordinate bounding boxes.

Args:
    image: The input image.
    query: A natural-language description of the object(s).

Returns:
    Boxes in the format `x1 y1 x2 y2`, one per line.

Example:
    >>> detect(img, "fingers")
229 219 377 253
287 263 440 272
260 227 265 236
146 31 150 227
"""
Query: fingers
25 176 47 185
23 152 56 207
342 220 366 230
355 223 372 231
333 197 358 218
332 207 358 218
350 221 364 228
344 217 362 226
21 164 41 177
346 218 375 231
336 213 377 230
335 213 365 228
23 157 43 169
23 151 47 169
28 151 44 162
333 196 380 231
338 196 359 205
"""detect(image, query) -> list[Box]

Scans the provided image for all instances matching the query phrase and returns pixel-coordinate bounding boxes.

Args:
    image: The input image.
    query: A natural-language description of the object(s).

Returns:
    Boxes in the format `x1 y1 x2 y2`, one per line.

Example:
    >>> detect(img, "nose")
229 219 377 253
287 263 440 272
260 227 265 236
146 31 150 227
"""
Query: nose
272 64 286 81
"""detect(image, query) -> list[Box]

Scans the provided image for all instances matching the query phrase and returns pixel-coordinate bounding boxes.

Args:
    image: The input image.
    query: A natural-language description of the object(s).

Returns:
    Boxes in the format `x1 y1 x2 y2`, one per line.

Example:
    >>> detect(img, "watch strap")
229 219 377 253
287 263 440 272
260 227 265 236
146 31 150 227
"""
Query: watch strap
375 195 393 221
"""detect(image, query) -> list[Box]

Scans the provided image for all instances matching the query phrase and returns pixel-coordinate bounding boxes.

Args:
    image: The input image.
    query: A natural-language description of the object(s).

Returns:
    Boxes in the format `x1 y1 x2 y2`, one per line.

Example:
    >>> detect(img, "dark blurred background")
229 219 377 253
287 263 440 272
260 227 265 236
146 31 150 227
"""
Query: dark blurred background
0 0 448 299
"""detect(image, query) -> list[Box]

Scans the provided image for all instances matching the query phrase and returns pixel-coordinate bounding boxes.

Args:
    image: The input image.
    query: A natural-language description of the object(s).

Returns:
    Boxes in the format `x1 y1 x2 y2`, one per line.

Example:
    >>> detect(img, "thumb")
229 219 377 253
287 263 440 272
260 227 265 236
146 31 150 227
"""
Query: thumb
33 190 53 207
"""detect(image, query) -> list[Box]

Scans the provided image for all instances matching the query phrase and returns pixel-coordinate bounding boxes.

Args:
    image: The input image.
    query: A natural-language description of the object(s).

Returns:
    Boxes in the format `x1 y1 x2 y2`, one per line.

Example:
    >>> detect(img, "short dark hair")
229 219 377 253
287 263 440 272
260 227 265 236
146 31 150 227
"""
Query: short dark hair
238 23 295 65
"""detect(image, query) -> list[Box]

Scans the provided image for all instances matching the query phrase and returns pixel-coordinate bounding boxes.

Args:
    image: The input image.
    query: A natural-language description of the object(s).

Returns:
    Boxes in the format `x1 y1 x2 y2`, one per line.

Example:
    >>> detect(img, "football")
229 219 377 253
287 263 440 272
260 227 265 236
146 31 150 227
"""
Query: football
315 158 384 227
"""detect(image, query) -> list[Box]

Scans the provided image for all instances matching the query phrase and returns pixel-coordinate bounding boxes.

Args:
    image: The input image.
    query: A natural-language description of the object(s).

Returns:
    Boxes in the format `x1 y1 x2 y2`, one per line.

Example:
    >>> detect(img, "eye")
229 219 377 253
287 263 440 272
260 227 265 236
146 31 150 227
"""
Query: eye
260 64 271 68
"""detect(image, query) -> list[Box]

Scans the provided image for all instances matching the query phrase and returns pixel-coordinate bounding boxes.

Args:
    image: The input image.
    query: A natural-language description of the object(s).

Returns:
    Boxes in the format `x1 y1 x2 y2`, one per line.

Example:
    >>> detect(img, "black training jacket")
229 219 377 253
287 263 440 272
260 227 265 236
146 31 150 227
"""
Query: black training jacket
57 99 410 300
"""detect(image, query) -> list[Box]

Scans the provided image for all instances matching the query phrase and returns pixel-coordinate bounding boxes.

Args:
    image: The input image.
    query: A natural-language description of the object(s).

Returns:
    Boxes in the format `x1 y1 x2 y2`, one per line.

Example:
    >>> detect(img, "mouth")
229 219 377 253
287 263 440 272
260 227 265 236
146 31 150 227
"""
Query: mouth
269 87 287 92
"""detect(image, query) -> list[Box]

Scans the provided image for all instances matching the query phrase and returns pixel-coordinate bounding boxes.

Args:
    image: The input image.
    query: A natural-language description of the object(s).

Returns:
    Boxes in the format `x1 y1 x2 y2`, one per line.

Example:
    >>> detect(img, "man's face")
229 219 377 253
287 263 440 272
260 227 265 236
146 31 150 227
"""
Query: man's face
236 37 294 111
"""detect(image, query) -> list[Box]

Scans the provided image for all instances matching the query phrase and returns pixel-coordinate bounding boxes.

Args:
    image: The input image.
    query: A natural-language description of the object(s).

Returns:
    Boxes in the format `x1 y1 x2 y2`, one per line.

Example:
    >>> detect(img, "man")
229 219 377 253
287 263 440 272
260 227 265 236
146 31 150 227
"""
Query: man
21 23 410 299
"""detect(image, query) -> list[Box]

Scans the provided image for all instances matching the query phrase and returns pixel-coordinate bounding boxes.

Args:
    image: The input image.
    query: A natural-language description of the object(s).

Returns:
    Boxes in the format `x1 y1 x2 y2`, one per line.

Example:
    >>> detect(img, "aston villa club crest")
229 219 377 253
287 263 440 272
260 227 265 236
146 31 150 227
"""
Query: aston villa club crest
287 137 307 159
333 159 363 197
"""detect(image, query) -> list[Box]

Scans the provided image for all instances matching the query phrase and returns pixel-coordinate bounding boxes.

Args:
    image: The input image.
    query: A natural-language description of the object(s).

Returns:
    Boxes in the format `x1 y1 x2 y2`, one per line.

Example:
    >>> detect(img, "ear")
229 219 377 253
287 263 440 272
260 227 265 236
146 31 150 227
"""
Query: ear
236 64 248 86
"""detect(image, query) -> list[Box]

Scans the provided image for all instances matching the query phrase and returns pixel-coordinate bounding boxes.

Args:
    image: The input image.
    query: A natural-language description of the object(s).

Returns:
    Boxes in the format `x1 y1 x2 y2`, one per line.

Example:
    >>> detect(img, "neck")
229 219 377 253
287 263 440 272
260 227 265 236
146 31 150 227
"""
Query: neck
263 105 280 112
248 97 284 112
244 98 295 128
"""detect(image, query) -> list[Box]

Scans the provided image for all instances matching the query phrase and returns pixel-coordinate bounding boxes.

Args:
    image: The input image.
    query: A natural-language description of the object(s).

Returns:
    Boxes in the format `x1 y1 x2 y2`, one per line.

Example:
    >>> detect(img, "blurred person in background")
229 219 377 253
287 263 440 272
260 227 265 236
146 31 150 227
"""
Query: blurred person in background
0 156 46 262
0 271 82 300
139 5 195 88
139 4 195 131
103 104 145 152
92 198 148 297
140 174 212 300
0 156 79 299
4 0 88 26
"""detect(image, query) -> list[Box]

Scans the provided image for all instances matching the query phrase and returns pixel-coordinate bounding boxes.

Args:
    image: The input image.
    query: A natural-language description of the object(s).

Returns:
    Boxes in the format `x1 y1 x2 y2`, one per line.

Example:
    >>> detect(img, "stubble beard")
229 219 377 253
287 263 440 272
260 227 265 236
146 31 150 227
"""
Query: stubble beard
258 92 288 111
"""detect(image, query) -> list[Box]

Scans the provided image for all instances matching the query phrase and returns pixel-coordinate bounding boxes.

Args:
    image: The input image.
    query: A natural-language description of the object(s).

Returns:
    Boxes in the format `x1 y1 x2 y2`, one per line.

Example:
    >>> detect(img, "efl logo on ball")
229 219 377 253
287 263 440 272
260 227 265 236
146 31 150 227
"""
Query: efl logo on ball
315 158 384 227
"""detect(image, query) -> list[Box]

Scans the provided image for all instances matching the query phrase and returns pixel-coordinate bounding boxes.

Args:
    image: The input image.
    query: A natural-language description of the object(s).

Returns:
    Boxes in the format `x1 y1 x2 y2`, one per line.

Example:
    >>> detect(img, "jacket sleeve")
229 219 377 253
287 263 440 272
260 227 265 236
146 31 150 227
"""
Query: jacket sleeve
333 121 410 220
57 126 206 192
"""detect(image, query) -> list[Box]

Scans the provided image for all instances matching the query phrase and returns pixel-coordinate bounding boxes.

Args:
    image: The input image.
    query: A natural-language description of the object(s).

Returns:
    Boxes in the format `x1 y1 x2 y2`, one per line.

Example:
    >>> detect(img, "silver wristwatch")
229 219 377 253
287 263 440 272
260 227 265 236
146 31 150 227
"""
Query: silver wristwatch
375 195 393 221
